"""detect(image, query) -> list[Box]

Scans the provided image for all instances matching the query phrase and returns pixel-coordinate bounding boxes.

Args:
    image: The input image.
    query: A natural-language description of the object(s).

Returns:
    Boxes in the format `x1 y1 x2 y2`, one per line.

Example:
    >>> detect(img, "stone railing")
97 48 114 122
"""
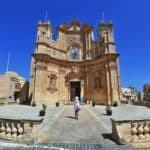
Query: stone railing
0 98 18 106
0 118 43 142
133 101 150 107
111 119 150 147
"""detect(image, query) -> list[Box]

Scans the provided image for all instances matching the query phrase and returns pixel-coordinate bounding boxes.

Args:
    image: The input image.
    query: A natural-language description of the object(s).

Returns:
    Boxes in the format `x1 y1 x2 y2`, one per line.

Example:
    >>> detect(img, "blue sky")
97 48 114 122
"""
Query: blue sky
0 0 149 91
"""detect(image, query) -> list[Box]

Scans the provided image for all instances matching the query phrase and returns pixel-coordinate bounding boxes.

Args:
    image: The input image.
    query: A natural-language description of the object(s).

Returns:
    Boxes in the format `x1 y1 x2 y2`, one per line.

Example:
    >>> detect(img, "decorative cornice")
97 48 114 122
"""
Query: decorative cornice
65 71 80 82
57 21 93 35
32 53 119 68
36 64 47 71
37 22 51 28
99 22 113 30
105 42 115 45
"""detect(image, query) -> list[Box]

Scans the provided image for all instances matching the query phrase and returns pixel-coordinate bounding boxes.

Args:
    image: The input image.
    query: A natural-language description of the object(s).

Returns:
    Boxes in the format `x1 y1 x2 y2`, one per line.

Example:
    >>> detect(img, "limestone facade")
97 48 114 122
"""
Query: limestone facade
29 20 121 105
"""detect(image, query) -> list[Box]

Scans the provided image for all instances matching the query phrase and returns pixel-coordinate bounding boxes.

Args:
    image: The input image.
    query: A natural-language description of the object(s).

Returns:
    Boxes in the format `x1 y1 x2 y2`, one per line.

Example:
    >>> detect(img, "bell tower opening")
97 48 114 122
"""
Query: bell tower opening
70 81 81 101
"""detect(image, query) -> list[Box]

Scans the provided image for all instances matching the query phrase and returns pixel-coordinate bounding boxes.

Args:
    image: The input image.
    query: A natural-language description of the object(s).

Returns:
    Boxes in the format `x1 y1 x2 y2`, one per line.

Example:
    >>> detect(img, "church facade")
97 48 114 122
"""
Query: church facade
29 19 121 105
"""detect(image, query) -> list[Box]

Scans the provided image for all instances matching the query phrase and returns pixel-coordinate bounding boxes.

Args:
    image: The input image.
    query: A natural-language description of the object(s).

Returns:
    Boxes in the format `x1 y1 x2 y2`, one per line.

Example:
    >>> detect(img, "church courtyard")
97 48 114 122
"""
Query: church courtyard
0 104 149 149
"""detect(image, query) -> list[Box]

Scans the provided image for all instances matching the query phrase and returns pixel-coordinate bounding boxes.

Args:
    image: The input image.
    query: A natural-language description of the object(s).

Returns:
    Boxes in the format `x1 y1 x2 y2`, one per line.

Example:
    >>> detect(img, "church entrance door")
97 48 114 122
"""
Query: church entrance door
70 81 80 101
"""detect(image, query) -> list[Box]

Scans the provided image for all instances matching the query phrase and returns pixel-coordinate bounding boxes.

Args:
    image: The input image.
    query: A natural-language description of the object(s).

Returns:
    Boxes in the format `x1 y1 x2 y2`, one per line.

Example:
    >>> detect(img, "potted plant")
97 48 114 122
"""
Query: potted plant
92 101 96 107
31 101 36 107
42 104 47 110
39 104 47 116
105 105 112 115
56 102 59 107
113 101 118 107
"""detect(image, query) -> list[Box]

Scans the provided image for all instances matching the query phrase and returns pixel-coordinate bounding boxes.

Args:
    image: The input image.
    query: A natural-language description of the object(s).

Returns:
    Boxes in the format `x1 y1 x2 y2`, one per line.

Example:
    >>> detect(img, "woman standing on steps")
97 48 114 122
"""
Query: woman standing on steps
74 96 81 120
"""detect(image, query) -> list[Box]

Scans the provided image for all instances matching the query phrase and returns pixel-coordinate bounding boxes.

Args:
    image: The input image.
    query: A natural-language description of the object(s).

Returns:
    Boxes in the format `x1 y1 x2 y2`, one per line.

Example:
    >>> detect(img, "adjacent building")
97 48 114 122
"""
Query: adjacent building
143 83 150 101
121 87 137 102
0 71 28 104
29 19 121 105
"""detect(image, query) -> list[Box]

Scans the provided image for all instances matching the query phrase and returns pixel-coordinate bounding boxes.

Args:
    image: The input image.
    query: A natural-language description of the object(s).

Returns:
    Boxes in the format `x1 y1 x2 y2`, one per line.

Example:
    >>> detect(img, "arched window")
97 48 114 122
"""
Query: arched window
70 47 80 60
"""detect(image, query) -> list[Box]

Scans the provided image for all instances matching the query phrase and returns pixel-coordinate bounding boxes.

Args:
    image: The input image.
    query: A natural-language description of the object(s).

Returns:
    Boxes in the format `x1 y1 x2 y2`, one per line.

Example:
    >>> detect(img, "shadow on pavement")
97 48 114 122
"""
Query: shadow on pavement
65 116 76 120
102 133 112 140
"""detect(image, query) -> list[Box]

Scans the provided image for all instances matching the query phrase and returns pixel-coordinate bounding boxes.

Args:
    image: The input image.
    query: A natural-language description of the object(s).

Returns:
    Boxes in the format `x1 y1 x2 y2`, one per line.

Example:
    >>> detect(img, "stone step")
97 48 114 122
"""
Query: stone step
65 102 86 105
132 142 150 149
47 137 113 144
36 143 134 150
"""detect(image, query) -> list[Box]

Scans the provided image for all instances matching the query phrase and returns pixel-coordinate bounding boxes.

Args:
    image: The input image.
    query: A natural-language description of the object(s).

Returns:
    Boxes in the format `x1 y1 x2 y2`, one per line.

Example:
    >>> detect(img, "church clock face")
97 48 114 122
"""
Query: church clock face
70 47 79 60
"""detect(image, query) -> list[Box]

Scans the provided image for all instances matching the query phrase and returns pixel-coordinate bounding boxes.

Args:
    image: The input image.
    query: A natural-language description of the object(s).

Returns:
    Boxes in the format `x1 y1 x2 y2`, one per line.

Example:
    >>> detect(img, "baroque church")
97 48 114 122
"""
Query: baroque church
29 19 121 105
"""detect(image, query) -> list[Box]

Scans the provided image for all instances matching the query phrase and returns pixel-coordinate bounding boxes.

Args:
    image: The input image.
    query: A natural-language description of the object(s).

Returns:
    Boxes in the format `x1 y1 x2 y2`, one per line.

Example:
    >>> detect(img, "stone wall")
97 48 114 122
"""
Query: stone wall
85 64 107 104
34 63 71 105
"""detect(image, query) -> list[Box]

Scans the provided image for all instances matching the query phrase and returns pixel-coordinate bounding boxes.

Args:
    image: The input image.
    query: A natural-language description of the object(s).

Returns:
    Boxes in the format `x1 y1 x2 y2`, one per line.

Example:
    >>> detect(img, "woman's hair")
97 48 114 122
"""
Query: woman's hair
75 96 79 101
74 96 79 103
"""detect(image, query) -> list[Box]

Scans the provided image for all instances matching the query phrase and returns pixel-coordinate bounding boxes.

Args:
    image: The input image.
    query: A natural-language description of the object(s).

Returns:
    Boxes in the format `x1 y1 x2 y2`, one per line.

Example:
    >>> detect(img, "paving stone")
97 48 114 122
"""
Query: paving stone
0 105 44 121
43 106 111 144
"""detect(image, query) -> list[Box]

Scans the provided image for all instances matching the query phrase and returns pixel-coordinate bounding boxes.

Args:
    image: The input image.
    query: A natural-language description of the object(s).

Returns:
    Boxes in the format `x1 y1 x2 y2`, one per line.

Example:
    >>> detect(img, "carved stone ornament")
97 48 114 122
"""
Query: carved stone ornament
71 65 79 73
47 74 57 93
65 71 80 82
58 68 66 74
109 62 117 70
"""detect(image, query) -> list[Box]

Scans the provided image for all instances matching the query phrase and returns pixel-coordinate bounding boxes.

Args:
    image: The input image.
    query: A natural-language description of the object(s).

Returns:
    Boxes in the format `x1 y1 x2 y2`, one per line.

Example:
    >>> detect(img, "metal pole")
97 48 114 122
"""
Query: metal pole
6 52 10 72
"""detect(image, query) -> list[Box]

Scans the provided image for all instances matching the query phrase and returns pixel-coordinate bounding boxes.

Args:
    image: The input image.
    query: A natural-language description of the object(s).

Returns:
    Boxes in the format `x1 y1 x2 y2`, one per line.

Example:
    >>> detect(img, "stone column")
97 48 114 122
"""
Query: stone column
88 33 91 50
67 82 70 102
58 70 61 102
85 69 88 98
85 34 88 50
105 64 111 105
80 80 84 102
88 67 93 101
104 34 107 43
116 58 121 101
109 61 120 104
32 62 37 104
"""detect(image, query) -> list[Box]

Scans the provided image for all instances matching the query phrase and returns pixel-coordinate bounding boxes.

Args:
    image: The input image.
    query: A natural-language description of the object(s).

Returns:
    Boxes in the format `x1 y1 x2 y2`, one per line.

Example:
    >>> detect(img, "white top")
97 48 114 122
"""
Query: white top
74 97 80 111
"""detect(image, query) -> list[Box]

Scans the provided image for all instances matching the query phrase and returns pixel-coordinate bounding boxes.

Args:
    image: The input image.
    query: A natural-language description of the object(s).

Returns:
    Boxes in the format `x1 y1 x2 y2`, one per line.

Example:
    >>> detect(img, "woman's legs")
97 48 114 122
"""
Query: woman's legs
76 111 79 120
75 110 79 120
75 111 77 118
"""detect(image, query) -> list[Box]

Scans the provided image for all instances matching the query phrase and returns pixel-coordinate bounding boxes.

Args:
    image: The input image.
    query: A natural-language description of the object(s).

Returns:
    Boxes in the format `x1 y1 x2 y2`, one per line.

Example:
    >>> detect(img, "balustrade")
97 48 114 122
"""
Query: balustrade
6 122 11 137
0 121 6 135
11 122 17 137
112 119 150 147
131 121 150 141
0 120 32 140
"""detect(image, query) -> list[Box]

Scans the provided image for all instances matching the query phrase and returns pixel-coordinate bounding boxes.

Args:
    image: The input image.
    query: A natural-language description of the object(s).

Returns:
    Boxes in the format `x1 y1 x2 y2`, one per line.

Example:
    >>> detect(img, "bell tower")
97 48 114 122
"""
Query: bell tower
98 21 116 54
36 20 52 41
